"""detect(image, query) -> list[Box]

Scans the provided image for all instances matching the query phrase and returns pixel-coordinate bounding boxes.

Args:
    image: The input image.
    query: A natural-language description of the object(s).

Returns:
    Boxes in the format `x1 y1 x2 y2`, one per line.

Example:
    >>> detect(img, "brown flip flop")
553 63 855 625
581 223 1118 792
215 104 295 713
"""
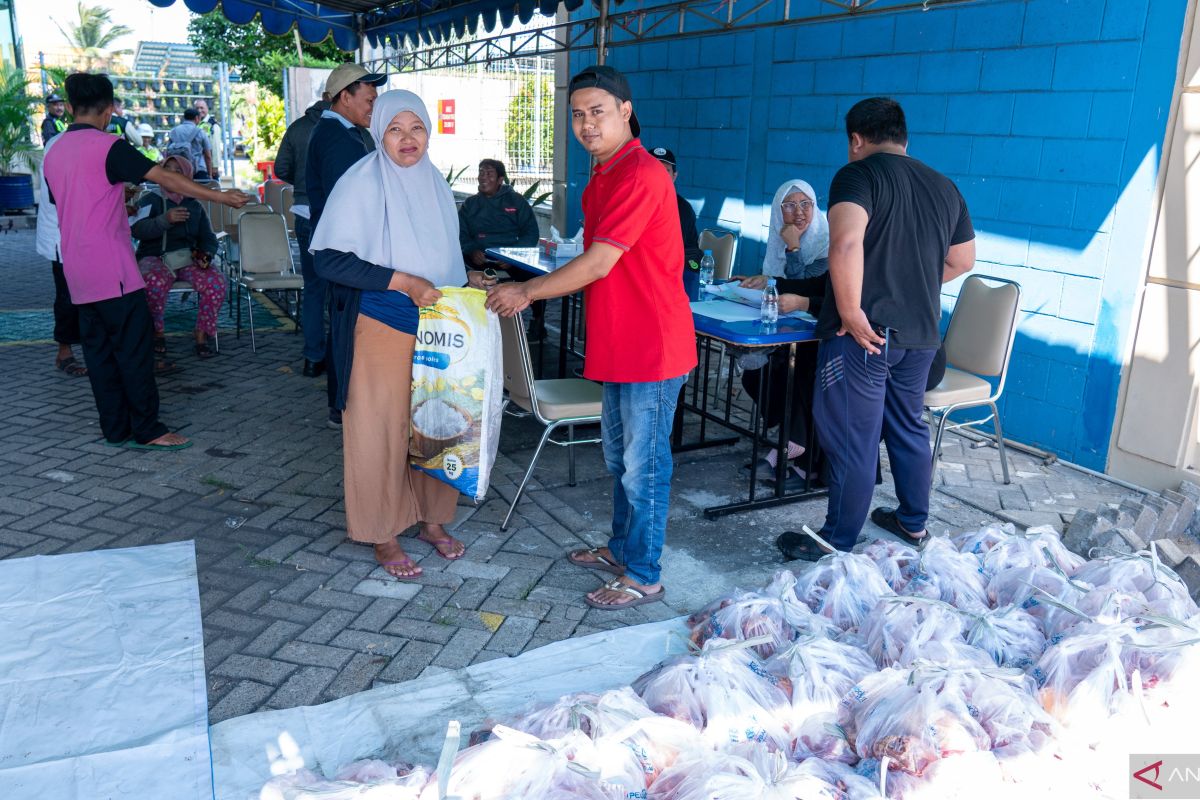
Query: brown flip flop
584 579 666 610
568 547 623 575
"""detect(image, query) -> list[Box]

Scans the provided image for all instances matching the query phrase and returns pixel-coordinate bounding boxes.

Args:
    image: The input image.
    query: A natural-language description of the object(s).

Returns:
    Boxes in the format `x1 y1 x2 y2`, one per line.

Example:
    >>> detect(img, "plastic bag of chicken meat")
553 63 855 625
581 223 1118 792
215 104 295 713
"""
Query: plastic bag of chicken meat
632 638 791 752
961 604 1046 668
792 550 894 632
1072 548 1199 621
898 537 989 612
861 539 921 593
857 596 993 669
687 570 837 658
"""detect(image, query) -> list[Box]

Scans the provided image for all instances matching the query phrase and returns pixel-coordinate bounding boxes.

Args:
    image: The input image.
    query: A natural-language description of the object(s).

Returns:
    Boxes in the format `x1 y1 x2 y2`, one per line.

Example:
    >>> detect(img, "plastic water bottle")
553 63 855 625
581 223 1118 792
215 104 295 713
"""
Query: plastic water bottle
761 278 779 328
698 250 716 299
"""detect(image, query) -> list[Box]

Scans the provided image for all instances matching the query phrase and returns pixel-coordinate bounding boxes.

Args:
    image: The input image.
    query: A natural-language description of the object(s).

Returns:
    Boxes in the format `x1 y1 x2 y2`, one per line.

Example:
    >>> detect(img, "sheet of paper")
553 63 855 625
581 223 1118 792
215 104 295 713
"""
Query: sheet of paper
695 289 817 322
690 299 763 322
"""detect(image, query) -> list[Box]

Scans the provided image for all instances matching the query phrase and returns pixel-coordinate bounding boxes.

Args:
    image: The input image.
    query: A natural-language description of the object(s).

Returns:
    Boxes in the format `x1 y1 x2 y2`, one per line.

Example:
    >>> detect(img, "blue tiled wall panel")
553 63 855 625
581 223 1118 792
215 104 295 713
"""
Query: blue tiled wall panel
566 0 1187 468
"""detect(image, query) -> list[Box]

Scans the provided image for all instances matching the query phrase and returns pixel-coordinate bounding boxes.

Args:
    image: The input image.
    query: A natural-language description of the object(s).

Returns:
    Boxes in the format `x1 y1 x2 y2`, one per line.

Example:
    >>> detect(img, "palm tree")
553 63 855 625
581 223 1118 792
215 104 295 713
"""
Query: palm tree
53 3 133 71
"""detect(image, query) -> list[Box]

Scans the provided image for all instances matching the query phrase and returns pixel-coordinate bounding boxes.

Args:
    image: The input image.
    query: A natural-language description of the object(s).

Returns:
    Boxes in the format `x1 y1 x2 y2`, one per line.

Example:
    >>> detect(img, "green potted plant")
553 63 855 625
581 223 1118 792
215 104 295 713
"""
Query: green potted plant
0 64 41 210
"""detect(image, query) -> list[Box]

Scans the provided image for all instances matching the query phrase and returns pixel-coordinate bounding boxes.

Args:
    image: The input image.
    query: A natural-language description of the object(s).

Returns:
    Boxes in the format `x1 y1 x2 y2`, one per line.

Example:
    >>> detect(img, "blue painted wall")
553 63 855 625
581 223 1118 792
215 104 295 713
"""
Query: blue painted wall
564 0 1188 470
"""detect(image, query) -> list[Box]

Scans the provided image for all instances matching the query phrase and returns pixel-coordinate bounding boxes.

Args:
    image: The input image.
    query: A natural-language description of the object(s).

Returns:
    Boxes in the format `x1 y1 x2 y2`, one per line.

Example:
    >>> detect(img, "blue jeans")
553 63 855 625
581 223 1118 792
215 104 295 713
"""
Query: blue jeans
813 334 935 551
295 216 327 363
602 374 687 586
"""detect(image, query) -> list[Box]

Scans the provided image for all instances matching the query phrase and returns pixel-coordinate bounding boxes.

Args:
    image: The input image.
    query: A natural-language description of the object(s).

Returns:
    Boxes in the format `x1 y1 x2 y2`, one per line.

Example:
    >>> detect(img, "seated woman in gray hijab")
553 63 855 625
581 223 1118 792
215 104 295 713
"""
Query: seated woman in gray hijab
311 89 495 580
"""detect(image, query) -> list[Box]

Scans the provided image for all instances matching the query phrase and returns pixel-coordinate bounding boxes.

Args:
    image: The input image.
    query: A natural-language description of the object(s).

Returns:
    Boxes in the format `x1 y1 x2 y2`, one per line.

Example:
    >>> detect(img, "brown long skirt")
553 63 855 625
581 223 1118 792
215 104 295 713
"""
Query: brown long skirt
344 314 459 544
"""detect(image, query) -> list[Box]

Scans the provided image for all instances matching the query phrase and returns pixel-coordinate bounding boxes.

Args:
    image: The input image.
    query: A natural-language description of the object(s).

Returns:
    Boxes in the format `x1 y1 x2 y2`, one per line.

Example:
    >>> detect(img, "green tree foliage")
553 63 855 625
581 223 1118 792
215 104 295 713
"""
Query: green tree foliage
187 12 348 97
245 89 286 163
0 65 40 174
504 75 553 173
53 3 133 71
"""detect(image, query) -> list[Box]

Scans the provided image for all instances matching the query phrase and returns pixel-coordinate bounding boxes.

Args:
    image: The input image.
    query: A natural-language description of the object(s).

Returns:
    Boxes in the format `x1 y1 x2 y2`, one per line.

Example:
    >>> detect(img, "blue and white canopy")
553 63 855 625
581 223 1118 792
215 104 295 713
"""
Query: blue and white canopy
147 0 590 51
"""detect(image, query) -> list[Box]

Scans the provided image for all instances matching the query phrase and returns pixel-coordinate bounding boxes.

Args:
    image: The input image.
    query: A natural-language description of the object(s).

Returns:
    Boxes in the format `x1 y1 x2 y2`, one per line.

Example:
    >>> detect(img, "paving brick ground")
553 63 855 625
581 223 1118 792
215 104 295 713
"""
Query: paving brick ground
0 228 1138 723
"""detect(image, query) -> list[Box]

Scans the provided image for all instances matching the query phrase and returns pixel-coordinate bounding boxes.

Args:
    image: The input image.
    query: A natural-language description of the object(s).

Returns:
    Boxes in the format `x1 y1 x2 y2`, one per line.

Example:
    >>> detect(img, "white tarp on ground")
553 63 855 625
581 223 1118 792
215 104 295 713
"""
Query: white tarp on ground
211 618 689 800
0 541 211 800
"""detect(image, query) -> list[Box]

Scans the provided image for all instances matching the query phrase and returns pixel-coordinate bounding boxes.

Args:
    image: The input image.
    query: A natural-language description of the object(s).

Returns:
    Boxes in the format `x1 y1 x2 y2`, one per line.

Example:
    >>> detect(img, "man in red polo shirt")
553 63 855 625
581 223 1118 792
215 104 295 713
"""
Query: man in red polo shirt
487 65 696 610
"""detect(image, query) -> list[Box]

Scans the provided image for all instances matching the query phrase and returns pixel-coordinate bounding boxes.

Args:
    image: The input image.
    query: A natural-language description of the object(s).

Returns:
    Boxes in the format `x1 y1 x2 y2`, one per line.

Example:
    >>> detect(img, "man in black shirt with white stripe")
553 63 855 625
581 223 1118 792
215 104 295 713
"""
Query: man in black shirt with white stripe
793 97 975 561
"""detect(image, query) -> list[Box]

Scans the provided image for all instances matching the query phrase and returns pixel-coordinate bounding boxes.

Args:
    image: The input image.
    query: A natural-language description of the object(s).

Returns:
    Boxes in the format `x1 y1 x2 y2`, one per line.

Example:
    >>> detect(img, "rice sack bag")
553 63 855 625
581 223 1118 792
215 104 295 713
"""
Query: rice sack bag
409 287 503 502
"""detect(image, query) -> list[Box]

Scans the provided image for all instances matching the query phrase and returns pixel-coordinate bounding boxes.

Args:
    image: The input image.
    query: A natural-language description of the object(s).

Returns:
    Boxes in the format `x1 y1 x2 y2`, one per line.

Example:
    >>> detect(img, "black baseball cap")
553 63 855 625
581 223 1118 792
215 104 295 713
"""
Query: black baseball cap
568 65 640 137
651 147 676 167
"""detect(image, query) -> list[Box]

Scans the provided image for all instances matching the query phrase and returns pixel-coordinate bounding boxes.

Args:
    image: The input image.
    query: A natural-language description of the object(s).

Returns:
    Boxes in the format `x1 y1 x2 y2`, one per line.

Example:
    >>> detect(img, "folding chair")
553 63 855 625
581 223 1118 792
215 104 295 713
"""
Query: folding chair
925 275 1022 484
280 185 295 233
499 314 603 531
263 180 285 214
699 228 738 280
235 211 303 352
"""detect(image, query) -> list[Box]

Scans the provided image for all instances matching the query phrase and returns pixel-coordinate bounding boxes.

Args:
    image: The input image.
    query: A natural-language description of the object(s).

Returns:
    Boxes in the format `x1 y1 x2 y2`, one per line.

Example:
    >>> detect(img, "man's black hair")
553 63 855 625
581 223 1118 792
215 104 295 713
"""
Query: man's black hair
183 107 200 121
334 81 367 104
845 97 907 146
64 73 114 117
478 158 508 183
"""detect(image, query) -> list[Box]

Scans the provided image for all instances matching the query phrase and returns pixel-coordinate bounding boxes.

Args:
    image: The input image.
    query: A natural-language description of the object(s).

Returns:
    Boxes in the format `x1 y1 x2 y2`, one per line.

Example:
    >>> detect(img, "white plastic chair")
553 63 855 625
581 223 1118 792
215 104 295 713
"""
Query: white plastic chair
499 314 603 531
925 275 1022 484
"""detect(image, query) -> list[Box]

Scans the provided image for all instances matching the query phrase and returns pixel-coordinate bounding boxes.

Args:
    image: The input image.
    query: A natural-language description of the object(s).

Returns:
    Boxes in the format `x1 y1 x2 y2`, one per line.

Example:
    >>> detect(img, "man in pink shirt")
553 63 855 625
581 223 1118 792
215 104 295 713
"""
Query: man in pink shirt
43 73 249 450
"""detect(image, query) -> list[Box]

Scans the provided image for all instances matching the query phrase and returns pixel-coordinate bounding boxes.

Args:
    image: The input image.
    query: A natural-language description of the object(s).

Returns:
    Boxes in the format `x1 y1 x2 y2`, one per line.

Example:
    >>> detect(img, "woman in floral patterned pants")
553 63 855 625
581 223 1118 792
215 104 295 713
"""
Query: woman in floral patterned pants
130 154 223 360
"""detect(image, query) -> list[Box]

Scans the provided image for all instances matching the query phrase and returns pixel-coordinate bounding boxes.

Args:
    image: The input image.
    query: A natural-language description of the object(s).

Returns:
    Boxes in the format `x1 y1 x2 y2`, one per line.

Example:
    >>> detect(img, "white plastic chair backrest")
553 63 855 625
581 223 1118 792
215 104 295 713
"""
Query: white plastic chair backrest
280 185 295 230
699 229 737 279
499 314 536 414
238 212 293 276
225 203 273 238
943 275 1021 378
263 181 285 213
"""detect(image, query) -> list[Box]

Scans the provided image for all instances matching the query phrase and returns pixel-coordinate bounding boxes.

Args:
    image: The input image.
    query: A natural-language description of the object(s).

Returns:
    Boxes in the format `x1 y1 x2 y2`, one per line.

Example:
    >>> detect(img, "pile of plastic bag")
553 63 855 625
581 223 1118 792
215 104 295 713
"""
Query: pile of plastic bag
260 524 1200 799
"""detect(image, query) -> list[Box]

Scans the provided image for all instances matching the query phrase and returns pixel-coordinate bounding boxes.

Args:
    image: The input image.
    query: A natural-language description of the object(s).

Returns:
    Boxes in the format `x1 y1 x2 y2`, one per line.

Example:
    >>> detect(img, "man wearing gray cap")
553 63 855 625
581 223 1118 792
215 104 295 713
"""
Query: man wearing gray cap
304 63 386 427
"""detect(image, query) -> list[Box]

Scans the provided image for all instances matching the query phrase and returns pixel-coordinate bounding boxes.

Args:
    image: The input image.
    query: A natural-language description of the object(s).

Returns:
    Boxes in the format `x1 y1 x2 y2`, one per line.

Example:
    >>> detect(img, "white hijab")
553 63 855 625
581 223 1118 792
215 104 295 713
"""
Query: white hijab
309 90 464 288
761 179 829 278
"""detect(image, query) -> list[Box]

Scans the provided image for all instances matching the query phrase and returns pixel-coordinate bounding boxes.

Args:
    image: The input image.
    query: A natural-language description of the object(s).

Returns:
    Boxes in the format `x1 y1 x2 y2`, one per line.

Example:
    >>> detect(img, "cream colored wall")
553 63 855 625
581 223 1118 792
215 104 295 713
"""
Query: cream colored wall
1109 3 1200 490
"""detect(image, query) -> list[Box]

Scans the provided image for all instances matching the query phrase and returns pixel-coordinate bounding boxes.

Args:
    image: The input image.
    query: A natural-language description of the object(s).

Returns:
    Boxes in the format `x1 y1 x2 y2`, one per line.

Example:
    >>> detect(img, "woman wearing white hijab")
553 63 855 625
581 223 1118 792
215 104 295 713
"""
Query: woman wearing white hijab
736 179 831 488
742 179 830 286
311 89 495 580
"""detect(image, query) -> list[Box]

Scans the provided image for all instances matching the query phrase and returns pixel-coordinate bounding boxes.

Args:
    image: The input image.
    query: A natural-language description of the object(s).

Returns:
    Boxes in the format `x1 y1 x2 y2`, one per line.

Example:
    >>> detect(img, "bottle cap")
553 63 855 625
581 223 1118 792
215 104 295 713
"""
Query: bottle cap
767 278 776 287
704 249 713 256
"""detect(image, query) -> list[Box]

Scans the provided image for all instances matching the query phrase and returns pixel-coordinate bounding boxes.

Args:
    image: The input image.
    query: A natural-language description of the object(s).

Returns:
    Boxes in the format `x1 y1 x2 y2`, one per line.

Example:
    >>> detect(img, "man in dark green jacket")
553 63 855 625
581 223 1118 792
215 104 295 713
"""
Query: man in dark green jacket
459 159 540 262
459 159 542 331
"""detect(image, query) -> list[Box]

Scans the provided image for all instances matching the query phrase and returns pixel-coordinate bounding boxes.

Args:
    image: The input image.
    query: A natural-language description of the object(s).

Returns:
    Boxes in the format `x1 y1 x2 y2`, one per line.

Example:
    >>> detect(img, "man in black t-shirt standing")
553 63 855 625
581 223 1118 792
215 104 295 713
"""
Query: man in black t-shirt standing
788 97 975 561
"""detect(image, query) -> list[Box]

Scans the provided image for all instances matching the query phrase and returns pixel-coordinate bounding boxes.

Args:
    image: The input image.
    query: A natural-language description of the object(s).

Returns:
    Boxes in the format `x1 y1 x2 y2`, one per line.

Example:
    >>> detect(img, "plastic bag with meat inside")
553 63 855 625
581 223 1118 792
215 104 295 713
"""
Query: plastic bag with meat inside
898 537 989 612
962 604 1046 668
649 749 875 800
949 524 1014 559
985 565 1092 637
839 664 1050 777
420 727 640 800
965 525 1086 577
1032 622 1140 732
861 539 921 593
1072 549 1199 621
858 596 992 669
260 763 429 800
632 638 792 752
792 550 893 632
764 634 877 729
687 570 837 658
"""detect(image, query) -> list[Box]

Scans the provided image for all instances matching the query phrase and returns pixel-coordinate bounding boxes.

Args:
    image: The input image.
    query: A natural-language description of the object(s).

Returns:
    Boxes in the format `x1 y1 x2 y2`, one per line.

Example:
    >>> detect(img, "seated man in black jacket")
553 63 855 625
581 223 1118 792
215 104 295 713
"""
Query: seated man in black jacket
459 159 543 333
651 147 704 300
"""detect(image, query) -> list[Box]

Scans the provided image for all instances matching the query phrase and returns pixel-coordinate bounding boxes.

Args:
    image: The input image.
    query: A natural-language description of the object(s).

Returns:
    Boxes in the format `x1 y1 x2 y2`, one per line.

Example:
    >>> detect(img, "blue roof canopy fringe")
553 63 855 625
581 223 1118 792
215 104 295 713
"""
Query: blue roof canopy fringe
145 0 588 52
